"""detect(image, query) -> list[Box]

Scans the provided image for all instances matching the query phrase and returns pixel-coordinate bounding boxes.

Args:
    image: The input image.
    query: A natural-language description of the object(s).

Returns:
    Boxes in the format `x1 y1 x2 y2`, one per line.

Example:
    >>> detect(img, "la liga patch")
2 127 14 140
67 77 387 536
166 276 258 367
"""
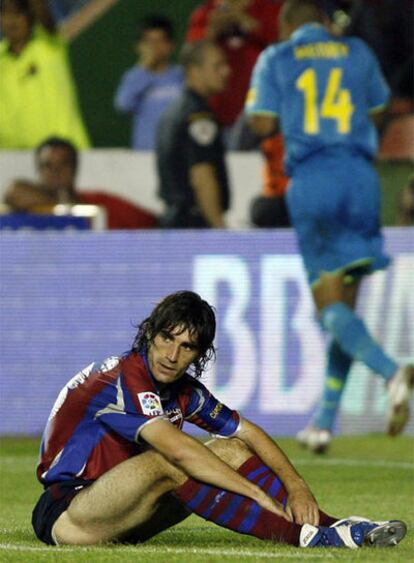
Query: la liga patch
138 392 163 416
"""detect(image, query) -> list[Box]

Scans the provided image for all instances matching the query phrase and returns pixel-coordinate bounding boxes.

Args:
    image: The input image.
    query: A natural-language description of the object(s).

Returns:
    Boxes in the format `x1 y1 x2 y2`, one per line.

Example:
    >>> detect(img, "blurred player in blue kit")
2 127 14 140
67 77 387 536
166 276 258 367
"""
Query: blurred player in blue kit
245 0 414 453
31 291 406 549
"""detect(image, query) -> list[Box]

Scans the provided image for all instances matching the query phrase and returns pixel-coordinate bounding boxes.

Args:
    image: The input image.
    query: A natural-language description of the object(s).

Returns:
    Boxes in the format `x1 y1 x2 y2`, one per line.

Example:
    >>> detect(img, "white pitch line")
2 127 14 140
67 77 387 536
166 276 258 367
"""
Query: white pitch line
292 458 414 470
1 455 412 470
0 543 334 558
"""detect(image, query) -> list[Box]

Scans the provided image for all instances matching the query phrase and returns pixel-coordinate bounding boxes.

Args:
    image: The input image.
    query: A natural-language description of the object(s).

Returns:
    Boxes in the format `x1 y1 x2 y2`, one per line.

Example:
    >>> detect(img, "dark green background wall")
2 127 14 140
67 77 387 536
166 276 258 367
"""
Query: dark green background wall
69 0 200 147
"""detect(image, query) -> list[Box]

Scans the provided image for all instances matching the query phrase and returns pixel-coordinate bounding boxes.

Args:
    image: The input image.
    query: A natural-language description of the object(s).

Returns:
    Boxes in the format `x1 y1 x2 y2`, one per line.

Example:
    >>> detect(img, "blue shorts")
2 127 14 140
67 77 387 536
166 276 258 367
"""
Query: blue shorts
32 479 93 545
286 150 390 286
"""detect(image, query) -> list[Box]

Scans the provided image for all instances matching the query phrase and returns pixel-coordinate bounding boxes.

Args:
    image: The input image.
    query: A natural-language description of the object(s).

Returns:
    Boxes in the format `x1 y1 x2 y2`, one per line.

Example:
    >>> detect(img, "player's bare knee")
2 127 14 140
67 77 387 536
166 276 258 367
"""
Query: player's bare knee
52 510 106 546
313 273 346 311
206 437 252 467
145 449 188 487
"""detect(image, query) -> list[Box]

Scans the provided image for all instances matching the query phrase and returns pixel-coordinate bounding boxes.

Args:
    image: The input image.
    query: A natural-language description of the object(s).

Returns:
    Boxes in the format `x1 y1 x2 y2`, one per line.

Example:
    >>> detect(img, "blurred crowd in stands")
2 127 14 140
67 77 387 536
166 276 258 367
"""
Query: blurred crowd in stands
1 0 413 228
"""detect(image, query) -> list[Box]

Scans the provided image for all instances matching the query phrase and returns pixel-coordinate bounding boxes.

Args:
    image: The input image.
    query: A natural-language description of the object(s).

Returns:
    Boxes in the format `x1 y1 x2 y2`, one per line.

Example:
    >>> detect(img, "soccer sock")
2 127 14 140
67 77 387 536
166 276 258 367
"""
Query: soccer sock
313 340 352 431
175 455 337 545
320 302 398 381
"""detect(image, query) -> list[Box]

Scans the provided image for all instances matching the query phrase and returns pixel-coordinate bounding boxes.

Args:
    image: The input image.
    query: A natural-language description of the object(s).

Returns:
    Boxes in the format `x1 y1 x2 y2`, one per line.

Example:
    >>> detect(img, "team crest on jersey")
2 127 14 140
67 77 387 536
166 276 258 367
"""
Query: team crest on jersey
164 407 183 425
189 118 217 145
138 392 163 416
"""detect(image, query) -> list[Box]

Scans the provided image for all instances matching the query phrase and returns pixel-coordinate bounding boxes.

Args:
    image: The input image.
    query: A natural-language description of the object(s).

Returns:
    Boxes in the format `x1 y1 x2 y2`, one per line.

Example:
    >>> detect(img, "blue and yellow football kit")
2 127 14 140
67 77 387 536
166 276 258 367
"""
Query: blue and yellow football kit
246 24 391 286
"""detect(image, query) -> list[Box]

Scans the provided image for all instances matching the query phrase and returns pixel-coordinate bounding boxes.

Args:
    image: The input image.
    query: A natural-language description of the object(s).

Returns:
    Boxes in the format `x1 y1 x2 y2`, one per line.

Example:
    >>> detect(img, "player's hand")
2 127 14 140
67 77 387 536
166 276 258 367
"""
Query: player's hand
286 487 320 526
255 491 293 521
138 44 157 69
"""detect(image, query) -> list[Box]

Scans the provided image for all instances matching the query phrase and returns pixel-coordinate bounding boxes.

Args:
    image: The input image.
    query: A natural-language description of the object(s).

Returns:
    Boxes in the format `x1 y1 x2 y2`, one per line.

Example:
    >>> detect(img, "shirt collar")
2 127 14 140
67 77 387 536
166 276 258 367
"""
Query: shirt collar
141 352 160 392
291 23 328 42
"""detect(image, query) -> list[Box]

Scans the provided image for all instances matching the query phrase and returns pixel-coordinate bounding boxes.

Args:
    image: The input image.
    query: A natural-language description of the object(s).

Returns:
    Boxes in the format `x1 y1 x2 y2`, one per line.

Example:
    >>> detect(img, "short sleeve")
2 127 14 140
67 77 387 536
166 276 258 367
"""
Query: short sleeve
361 41 390 112
95 361 167 443
183 379 241 437
186 112 220 166
245 47 281 116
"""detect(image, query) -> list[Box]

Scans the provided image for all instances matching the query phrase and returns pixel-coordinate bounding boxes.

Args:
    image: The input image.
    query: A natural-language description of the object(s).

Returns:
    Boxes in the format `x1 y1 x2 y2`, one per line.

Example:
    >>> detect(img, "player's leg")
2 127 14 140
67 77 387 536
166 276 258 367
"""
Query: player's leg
189 437 406 548
318 280 357 430
205 437 337 526
202 438 338 541
299 280 357 451
48 439 307 547
51 437 406 549
313 271 398 380
298 339 352 452
314 271 414 435
112 437 283 544
119 492 191 544
52 449 188 545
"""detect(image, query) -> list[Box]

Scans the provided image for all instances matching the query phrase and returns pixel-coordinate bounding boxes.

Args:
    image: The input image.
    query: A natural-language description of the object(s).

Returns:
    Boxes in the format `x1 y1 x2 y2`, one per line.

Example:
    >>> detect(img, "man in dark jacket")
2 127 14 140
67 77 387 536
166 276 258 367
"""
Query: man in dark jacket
156 40 231 228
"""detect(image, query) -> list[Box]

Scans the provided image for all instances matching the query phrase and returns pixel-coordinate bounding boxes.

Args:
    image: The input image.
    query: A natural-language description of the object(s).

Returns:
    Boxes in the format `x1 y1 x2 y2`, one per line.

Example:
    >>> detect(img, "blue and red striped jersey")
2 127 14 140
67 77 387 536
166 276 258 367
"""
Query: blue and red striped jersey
37 351 240 485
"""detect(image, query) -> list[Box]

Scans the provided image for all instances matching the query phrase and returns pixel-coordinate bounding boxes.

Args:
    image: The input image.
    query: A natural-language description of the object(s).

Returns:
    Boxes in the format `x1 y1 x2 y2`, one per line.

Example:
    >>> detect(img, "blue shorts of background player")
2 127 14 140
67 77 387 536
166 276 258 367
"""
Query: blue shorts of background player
286 149 390 288
287 149 413 452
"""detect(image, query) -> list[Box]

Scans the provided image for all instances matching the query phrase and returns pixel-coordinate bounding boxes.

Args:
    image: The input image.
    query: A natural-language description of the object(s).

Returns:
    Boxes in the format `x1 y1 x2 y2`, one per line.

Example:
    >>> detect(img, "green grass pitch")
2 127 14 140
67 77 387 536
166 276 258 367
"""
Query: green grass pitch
1 434 413 562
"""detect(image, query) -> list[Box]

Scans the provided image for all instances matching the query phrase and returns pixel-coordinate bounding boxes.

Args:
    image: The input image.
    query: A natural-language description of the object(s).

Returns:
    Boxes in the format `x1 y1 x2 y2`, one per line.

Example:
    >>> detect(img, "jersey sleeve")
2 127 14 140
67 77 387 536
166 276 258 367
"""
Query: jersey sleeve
183 379 241 437
95 361 167 443
245 47 280 116
359 40 390 112
186 112 221 166
114 68 154 113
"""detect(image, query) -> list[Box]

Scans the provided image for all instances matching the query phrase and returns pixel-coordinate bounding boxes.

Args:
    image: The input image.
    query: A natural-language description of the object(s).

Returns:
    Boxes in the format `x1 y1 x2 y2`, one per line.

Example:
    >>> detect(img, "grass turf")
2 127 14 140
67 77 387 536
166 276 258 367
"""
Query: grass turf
0 435 413 562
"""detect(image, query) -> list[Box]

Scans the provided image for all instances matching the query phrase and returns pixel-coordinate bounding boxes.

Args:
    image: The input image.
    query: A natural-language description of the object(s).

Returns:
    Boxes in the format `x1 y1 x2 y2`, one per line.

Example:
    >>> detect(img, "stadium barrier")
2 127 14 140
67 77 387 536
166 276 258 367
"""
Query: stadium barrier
0 228 412 437
0 150 261 229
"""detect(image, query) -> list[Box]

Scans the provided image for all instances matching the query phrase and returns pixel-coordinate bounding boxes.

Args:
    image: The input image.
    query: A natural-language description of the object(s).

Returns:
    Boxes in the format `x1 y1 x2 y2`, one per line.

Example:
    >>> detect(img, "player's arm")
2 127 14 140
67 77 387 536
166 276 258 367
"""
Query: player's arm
245 48 281 138
140 418 287 518
247 114 279 139
3 180 56 211
368 108 388 131
363 40 390 132
206 6 258 41
114 70 154 113
236 417 320 526
190 162 226 228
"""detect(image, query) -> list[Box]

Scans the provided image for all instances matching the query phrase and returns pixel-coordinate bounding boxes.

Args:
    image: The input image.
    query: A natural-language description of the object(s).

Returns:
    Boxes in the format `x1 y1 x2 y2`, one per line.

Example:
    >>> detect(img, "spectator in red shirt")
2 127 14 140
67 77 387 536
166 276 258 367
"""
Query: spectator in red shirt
3 137 158 229
186 0 281 137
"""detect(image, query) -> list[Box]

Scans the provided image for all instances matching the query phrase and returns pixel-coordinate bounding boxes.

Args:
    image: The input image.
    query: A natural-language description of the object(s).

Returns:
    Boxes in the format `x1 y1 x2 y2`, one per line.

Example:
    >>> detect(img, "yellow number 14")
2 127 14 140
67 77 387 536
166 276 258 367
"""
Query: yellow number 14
296 67 354 134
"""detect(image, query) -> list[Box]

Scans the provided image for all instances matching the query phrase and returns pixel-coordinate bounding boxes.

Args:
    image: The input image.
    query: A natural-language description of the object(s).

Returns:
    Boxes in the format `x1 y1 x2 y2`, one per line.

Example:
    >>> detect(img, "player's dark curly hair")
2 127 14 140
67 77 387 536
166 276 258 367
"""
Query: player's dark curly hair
132 291 216 378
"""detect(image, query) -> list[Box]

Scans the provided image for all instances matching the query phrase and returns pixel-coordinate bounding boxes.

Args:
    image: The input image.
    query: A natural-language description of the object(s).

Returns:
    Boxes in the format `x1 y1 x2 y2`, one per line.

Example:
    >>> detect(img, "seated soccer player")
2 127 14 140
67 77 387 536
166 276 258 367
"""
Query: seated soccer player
32 291 407 548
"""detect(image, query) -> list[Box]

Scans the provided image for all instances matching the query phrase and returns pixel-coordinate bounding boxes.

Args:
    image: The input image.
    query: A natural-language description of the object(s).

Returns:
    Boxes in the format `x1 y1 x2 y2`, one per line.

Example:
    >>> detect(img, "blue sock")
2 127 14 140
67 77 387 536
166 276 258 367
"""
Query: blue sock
313 340 352 431
320 302 397 381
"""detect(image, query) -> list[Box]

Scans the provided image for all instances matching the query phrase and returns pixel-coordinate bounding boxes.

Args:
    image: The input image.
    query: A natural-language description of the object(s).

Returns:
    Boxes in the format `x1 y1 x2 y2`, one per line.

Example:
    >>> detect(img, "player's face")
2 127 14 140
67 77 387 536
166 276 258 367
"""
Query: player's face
147 326 200 385
137 29 174 63
37 147 76 193
199 45 230 95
